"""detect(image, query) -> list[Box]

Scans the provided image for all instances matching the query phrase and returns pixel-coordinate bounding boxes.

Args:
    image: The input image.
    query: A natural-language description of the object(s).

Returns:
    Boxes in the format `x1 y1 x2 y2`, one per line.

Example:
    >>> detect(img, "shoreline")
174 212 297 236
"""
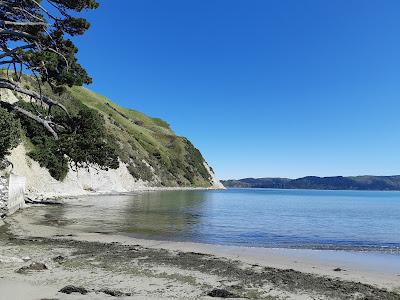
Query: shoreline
225 187 400 193
26 185 400 203
55 231 400 290
25 185 225 201
1 207 399 299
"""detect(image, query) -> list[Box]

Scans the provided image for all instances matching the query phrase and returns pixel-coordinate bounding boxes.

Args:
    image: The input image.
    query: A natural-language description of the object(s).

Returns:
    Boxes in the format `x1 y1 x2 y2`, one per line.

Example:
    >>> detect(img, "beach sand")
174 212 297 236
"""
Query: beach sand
0 205 399 299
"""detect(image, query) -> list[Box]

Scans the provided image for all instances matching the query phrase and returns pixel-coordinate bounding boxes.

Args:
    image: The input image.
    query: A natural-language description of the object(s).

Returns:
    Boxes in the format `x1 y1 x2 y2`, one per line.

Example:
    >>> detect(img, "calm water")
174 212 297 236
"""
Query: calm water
38 189 400 252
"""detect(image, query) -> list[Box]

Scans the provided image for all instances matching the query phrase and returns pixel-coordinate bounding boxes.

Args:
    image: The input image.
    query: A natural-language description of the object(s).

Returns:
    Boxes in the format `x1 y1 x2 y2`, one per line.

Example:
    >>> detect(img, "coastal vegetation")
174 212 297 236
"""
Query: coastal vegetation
0 0 109 175
0 73 214 187
67 85 213 186
16 95 119 180
0 0 98 138
0 1 214 187
0 107 20 160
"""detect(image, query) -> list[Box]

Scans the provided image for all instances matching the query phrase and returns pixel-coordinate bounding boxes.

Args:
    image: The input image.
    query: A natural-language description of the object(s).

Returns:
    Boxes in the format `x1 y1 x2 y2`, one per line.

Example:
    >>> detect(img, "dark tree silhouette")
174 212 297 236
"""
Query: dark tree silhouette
0 0 99 139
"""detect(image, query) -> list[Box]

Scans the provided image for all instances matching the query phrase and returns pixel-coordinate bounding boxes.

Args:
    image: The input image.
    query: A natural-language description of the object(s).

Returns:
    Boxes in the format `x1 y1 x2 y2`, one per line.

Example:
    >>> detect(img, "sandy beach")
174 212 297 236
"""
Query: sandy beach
0 201 399 300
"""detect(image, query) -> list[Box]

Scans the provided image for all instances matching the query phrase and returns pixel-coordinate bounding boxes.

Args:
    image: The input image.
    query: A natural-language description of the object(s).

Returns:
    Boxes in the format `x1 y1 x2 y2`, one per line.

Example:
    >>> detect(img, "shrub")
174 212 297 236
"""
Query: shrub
60 107 119 171
28 138 69 180
183 138 211 182
152 118 170 129
18 102 119 180
0 107 20 160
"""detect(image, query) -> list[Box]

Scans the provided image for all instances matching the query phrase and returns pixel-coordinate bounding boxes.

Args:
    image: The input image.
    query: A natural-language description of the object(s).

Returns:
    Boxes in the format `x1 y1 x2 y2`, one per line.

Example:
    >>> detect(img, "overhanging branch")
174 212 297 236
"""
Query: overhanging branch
12 105 59 139
0 44 36 60
0 77 70 116
0 29 39 41
0 101 59 139
3 21 48 27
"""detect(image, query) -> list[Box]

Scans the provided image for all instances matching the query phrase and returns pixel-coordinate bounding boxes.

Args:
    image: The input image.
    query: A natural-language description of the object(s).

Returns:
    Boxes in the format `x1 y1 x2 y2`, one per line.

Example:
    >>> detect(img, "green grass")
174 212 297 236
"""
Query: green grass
10 75 213 187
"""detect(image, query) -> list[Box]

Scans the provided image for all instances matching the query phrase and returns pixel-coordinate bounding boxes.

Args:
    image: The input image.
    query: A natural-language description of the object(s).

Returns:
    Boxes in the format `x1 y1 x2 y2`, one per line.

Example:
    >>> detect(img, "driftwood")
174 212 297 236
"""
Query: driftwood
25 197 63 206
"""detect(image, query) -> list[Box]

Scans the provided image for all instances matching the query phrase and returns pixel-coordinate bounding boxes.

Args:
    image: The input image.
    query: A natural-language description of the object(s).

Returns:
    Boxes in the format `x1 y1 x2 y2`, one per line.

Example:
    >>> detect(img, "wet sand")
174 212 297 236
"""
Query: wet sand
0 207 399 299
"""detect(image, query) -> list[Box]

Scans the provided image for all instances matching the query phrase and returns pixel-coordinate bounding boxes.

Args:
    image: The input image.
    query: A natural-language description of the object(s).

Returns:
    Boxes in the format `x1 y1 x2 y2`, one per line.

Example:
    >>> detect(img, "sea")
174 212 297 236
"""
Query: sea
36 188 400 253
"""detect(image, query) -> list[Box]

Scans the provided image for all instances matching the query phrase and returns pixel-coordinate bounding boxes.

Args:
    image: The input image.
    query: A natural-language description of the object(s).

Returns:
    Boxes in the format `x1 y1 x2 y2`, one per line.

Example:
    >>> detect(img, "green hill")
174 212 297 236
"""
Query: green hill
67 87 213 187
3 74 217 188
222 175 400 191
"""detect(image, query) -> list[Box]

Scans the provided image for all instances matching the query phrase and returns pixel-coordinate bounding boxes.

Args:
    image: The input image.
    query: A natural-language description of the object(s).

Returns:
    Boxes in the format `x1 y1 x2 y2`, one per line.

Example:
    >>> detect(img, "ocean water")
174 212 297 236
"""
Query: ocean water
38 189 400 253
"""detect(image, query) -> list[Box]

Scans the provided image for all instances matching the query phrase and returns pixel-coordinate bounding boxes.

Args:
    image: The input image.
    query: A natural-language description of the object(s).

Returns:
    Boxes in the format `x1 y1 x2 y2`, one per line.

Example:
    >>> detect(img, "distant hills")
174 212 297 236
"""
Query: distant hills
221 176 400 191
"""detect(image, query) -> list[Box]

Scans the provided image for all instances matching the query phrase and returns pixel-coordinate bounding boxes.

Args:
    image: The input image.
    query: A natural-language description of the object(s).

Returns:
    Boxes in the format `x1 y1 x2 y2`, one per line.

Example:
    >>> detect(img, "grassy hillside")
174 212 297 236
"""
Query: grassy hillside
5 74 214 187
222 175 400 191
68 87 212 186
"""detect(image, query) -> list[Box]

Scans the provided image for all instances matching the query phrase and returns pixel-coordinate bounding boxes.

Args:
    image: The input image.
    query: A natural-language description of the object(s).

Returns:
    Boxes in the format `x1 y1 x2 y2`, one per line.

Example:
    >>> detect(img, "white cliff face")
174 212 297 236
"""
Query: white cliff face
203 162 225 189
7 144 150 200
1 86 152 198
6 144 224 199
0 88 31 105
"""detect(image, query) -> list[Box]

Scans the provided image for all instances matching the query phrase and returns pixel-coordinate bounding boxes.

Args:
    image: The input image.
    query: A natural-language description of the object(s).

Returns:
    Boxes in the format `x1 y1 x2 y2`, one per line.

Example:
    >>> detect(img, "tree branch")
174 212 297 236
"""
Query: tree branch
0 60 14 65
3 103 59 139
0 44 36 60
3 21 48 27
0 29 39 41
13 105 58 139
28 0 61 21
12 7 46 23
0 77 70 117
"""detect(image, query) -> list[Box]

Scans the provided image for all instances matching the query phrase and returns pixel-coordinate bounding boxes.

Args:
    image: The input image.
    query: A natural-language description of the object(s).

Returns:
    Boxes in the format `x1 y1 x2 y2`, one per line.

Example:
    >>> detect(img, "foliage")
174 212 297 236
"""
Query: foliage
68 87 214 187
5 76 214 186
28 136 69 180
17 101 118 181
151 118 170 129
0 0 98 91
60 107 119 171
0 0 99 144
0 107 20 160
1 2 214 187
182 138 211 184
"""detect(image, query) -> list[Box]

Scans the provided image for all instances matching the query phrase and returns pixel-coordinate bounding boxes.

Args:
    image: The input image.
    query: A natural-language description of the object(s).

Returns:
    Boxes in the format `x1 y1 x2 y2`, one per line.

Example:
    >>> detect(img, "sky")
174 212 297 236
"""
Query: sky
73 0 400 179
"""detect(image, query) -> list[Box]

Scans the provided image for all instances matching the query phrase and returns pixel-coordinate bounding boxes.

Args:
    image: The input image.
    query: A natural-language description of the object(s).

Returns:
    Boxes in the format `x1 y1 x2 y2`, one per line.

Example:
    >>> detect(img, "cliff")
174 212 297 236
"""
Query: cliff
1 78 223 198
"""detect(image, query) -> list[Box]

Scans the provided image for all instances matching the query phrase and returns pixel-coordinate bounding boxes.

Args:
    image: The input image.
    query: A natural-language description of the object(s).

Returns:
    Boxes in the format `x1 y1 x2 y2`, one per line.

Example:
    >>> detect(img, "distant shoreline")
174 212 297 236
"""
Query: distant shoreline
222 175 400 191
223 186 400 192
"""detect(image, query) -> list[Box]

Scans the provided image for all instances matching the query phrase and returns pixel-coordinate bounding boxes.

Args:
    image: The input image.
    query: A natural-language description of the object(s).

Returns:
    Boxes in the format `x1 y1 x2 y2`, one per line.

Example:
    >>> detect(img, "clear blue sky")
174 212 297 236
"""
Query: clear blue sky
75 0 400 179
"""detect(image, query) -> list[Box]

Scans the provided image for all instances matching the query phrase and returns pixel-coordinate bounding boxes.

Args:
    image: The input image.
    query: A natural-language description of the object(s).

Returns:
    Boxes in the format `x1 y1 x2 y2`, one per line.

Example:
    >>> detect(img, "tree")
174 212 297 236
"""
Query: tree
0 107 20 159
0 1 119 179
0 0 99 139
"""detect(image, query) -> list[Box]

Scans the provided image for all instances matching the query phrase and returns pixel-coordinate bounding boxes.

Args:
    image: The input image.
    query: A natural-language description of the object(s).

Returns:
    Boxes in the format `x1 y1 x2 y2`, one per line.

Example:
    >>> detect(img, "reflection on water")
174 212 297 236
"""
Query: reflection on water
30 189 400 252
122 191 207 238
